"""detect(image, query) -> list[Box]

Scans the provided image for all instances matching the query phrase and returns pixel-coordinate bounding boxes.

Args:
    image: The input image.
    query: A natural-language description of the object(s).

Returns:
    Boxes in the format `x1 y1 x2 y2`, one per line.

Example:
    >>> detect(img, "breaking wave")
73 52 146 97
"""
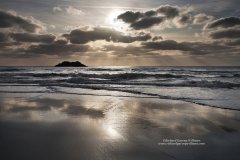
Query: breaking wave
0 66 240 109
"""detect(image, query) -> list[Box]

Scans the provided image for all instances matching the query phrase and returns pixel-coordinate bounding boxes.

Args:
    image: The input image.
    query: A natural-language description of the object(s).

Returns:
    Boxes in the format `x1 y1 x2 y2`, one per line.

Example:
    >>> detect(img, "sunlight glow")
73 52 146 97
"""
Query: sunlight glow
105 126 122 139
105 10 126 31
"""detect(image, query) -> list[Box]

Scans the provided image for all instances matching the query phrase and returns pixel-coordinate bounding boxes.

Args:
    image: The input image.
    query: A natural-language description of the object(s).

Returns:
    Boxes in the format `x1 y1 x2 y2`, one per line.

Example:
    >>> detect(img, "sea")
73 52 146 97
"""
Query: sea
0 66 240 110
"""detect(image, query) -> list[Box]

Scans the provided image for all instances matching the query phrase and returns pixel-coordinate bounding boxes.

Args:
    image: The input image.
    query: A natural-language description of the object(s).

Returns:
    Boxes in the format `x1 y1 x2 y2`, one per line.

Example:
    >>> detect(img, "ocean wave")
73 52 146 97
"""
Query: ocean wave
0 72 184 80
219 74 240 78
0 68 24 72
0 73 239 88
1 67 240 110
63 77 239 88
77 72 183 79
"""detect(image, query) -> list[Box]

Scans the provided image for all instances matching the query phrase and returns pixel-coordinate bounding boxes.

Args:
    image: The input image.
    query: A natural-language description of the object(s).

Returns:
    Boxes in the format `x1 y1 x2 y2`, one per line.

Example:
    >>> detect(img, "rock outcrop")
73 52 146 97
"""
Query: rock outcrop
55 61 87 67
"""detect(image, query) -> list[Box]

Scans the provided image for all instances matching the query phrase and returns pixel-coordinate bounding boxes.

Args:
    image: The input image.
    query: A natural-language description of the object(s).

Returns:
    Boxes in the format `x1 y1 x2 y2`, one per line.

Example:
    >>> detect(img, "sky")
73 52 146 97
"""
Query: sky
0 0 240 66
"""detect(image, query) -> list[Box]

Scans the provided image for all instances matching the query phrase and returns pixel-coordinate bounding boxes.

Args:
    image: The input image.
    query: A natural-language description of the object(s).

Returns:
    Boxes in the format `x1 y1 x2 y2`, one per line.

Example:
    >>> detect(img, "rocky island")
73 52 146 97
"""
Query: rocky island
55 61 87 67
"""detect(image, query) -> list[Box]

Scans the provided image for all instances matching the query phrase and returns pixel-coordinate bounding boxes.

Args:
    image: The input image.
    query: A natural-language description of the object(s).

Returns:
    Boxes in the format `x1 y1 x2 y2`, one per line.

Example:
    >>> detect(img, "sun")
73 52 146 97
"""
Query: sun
105 10 126 31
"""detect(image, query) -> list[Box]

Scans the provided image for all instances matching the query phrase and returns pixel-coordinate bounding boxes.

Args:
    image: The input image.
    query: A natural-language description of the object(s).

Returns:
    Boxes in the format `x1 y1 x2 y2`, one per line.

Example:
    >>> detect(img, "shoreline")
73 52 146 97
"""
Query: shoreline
1 90 240 111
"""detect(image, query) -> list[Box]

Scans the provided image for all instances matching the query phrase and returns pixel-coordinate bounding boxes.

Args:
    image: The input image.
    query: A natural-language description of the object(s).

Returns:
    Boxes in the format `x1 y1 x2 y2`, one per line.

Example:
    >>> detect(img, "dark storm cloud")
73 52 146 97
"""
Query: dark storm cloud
102 39 238 57
0 32 9 42
209 28 240 39
117 5 179 24
157 5 180 18
142 40 234 55
117 9 166 30
225 39 240 46
116 10 159 24
206 17 240 29
144 10 157 17
0 10 43 33
63 27 151 44
9 33 56 43
204 17 240 46
130 17 165 30
116 5 175 29
175 13 193 26
27 41 89 56
0 39 87 58
0 42 21 50
117 5 213 30
143 40 193 52
152 36 163 41
117 11 143 23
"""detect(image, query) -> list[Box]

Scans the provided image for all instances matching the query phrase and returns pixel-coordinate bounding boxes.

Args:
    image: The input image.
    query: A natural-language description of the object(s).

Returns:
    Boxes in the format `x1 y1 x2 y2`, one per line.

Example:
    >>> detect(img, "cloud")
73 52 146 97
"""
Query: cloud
174 12 193 27
0 32 9 42
117 11 166 30
224 39 240 46
203 17 240 46
144 10 157 17
157 5 180 18
142 40 235 55
53 6 63 12
0 41 21 50
0 10 44 33
206 17 240 29
9 33 56 43
130 17 165 30
117 5 213 30
49 24 56 29
65 6 84 15
209 28 240 39
0 39 88 58
63 27 152 44
53 6 84 15
0 6 238 64
26 40 89 56
117 11 143 23
101 39 238 57
193 13 214 25
142 40 196 52
152 36 163 41
102 44 148 56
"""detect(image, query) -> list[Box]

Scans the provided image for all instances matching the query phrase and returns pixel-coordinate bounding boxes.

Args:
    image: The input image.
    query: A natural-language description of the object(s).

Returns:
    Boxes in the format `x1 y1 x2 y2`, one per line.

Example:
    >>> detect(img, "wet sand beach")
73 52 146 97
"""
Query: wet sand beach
1 93 240 160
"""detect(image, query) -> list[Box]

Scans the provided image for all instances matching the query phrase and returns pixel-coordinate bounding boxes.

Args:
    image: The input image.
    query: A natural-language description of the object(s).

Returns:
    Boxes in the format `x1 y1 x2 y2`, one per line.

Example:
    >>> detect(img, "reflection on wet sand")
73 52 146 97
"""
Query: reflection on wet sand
0 95 240 160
